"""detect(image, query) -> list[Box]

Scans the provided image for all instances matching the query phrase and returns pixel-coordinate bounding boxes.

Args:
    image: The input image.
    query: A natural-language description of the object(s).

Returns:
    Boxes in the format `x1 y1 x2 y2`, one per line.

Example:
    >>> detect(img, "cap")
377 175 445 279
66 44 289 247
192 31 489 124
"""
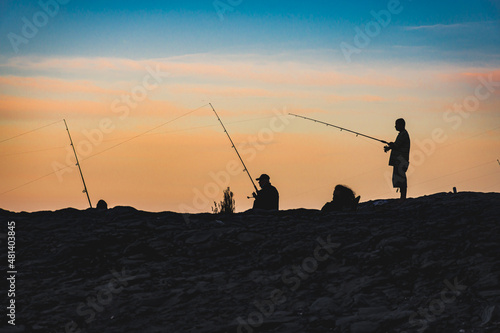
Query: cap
256 174 270 181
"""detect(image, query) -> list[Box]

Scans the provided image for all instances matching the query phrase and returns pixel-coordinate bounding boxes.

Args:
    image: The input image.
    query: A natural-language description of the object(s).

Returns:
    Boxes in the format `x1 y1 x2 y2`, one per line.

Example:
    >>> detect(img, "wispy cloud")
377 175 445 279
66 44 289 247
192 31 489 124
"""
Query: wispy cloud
405 23 469 31
0 55 407 88
0 76 125 96
325 95 386 103
405 20 499 31
438 69 500 86
0 95 107 120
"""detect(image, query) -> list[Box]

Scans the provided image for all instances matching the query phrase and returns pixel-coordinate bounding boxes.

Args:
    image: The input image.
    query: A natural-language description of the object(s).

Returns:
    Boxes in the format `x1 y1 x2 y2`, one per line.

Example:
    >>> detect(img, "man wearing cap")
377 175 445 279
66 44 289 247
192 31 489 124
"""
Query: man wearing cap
252 174 279 210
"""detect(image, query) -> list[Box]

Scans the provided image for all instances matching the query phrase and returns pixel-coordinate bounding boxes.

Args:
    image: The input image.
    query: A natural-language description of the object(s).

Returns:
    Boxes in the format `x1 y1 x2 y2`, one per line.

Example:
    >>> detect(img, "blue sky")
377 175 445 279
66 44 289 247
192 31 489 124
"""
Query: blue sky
1 0 499 61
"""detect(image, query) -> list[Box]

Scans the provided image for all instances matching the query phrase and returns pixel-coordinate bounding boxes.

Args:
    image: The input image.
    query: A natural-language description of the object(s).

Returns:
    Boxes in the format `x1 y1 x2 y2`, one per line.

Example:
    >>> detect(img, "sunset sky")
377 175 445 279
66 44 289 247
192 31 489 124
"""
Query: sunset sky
1 0 499 212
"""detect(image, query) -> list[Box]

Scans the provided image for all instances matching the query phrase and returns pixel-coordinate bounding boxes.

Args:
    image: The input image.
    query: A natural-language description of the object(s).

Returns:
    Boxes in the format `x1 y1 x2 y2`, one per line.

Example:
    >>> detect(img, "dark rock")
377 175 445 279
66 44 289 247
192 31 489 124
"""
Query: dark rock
1 192 499 332
350 321 380 333
237 231 265 243
309 297 335 315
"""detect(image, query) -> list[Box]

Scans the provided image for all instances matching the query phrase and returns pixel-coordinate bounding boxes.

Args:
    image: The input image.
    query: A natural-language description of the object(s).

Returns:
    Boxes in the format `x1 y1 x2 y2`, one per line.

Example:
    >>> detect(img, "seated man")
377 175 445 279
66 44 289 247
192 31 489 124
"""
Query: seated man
252 174 279 210
321 185 360 212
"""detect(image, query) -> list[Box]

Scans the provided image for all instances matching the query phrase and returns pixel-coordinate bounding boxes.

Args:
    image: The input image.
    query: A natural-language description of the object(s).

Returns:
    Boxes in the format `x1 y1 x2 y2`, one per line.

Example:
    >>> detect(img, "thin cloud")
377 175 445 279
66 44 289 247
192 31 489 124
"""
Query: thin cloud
405 20 499 31
405 23 468 31
0 55 406 88
0 76 125 96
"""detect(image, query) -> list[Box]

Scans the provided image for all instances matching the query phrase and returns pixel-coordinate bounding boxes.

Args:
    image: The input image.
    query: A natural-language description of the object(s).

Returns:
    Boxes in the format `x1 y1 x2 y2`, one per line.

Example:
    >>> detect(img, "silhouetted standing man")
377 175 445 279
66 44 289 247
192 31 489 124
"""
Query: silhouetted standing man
384 118 410 200
252 174 279 210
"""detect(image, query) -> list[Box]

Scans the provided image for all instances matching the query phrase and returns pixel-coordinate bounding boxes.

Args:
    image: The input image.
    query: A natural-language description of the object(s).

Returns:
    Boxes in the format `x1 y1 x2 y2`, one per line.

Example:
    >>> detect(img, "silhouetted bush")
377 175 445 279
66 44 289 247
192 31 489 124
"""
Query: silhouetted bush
212 187 235 214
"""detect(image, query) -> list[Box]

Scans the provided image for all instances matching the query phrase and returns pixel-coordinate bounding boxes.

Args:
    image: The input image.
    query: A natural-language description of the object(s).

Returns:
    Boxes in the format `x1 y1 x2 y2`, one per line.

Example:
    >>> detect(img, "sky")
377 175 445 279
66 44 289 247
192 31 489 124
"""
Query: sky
0 0 499 212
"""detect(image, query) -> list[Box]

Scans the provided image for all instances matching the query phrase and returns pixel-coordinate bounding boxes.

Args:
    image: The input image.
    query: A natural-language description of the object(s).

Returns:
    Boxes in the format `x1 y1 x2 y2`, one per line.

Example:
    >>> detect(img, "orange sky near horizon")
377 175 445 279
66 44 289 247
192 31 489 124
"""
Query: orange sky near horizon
1 55 499 213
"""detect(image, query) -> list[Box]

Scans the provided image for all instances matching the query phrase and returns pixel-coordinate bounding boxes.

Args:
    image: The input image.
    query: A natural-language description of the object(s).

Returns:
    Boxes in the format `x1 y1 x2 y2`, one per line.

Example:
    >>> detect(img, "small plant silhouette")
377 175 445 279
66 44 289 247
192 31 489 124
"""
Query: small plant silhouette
212 187 235 214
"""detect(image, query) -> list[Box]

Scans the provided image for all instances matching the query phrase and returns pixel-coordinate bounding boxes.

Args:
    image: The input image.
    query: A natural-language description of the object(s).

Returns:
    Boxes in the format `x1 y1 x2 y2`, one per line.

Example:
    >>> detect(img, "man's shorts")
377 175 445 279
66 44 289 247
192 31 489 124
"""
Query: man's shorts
392 163 408 188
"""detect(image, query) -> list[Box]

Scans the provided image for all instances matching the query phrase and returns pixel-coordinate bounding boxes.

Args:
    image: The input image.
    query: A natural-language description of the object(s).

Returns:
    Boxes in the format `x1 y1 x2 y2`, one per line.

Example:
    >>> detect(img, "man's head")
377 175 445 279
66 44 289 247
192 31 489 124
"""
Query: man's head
256 174 270 188
333 184 354 199
395 118 406 131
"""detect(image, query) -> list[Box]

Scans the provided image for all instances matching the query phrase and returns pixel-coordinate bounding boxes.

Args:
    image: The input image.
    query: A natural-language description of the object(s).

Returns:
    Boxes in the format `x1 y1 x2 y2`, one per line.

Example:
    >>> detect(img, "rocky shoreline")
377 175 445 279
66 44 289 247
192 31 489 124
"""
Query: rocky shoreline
1 192 499 332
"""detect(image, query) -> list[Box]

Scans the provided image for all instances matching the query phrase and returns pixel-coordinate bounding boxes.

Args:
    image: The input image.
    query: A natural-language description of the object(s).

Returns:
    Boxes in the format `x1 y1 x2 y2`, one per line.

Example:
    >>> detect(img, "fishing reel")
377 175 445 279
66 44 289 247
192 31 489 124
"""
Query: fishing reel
384 142 392 153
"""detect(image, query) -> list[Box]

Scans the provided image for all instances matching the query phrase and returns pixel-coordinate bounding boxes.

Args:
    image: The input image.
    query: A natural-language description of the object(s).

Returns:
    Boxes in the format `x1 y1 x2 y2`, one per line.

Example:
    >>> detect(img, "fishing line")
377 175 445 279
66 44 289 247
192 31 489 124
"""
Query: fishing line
0 146 67 158
81 104 209 162
0 104 209 196
431 126 500 152
0 120 63 144
424 169 500 194
0 170 65 197
410 160 496 189
73 114 278 146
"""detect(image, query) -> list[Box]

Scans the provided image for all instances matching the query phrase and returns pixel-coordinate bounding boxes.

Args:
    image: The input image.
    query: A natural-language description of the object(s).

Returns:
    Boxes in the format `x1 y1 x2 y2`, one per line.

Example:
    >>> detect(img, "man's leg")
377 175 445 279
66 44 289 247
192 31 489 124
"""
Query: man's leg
400 163 408 201
393 164 408 201
400 186 407 200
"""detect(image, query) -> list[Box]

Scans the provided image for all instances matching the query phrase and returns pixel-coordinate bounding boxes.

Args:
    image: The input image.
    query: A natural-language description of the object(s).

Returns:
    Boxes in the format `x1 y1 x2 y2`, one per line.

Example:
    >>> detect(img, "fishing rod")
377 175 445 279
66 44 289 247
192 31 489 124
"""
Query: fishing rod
289 113 388 144
64 119 92 208
209 103 259 196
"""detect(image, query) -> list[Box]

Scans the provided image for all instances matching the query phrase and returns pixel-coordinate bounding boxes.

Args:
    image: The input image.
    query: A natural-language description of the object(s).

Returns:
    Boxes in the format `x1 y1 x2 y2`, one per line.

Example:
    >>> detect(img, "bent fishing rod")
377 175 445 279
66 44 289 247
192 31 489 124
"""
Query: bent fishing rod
289 113 388 144
209 103 259 197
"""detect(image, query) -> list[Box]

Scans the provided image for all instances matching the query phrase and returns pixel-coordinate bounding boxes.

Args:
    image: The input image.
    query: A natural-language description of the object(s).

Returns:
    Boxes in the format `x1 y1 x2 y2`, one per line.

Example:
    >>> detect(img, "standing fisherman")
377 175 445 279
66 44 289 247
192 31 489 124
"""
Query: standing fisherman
252 174 279 210
384 118 411 201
